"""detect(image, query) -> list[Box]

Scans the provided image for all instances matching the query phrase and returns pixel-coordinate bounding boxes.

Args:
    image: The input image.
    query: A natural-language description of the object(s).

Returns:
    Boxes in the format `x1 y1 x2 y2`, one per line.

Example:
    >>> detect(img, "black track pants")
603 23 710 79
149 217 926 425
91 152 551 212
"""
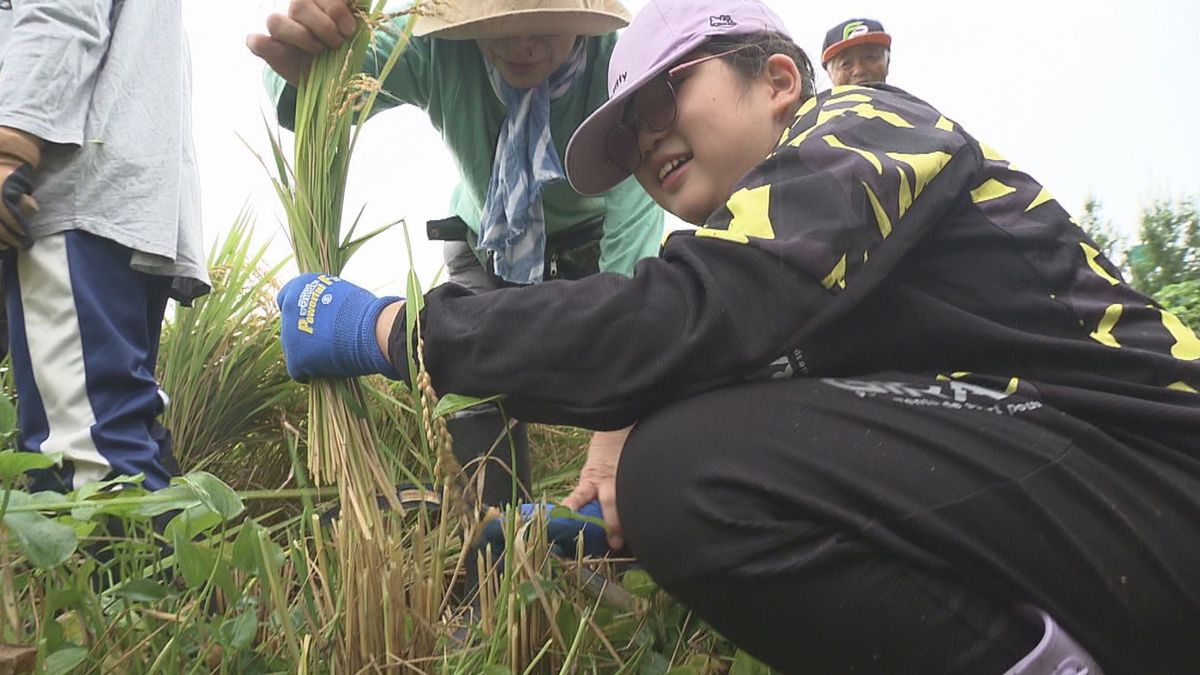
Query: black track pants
616 374 1200 674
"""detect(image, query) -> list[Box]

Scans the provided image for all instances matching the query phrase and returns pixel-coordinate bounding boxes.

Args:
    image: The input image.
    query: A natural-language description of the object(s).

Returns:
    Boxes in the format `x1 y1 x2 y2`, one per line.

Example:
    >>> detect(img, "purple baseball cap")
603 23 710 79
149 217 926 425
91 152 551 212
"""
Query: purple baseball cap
565 0 790 196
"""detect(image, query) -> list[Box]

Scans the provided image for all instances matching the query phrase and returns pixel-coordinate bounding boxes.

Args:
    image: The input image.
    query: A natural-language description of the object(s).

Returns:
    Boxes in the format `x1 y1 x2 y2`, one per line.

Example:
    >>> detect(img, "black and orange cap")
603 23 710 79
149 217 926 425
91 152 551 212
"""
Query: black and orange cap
821 18 891 66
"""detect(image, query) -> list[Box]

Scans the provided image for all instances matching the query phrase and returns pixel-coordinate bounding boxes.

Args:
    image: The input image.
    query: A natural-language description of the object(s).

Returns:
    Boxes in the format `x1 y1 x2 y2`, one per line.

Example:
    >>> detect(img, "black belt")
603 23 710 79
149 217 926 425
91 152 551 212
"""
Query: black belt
426 215 604 285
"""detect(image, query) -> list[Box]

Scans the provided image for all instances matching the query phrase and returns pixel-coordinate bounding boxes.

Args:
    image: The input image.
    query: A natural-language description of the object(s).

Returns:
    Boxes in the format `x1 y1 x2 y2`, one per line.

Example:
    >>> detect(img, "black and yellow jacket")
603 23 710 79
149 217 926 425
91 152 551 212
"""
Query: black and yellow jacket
403 85 1200 454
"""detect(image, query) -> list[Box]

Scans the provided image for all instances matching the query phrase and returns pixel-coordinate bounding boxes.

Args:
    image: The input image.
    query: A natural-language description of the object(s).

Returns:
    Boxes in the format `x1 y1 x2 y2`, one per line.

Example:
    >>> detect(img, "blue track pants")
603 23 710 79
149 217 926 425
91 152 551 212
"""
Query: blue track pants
5 231 175 492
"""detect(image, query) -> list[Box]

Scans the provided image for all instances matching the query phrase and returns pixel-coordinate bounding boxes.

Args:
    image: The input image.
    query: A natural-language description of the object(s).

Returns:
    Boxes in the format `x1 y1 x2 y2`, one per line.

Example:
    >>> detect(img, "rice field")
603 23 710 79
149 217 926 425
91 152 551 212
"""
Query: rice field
0 218 778 674
0 4 783 672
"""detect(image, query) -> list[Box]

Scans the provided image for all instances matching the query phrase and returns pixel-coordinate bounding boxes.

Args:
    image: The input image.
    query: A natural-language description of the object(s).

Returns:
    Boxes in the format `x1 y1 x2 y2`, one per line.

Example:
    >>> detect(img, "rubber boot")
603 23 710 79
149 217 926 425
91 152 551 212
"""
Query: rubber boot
447 405 531 506
1004 606 1104 675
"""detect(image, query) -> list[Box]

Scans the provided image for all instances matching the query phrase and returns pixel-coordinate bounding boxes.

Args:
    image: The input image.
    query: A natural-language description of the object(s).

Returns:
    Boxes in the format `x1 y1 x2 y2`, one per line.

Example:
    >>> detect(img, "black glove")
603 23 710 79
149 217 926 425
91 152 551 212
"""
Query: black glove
0 126 42 250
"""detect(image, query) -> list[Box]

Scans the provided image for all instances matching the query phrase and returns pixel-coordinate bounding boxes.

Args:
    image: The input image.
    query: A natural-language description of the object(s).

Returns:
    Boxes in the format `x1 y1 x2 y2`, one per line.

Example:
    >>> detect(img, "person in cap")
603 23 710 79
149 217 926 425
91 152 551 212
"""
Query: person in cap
822 17 891 86
0 1 209 495
273 0 1200 671
248 0 664 506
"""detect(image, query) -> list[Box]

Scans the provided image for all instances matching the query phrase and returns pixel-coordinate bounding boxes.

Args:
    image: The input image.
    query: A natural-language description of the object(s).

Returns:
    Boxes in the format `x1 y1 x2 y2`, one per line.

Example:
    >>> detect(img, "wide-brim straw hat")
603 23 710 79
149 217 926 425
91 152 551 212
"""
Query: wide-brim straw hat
414 0 631 40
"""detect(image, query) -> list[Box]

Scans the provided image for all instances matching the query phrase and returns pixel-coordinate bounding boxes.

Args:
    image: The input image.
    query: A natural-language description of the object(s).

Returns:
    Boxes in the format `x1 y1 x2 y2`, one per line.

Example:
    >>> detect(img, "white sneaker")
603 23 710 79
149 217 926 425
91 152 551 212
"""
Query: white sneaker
1004 606 1104 675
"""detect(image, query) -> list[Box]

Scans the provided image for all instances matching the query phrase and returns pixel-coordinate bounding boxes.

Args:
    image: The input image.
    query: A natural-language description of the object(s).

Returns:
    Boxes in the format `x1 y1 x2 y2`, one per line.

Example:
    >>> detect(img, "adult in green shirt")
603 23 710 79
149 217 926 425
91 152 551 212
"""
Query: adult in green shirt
248 0 663 504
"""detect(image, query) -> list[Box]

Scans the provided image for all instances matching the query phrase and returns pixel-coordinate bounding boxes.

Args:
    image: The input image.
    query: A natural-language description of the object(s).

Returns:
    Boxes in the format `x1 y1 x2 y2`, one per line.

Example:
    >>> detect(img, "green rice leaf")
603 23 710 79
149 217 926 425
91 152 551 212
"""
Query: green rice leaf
341 217 401 262
231 520 263 575
0 450 60 481
220 611 260 651
0 394 16 437
164 503 225 541
433 393 504 419
730 650 774 675
132 485 203 518
547 505 607 532
621 569 659 599
175 471 245 521
172 529 238 599
115 578 172 603
1 490 77 569
71 474 145 504
171 534 214 590
42 646 88 675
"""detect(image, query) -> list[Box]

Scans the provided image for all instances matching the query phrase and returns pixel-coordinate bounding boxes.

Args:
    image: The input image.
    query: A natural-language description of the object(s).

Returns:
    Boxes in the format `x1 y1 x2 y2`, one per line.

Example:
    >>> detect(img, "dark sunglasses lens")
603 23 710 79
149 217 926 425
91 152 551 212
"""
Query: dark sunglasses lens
633 78 676 132
605 125 641 173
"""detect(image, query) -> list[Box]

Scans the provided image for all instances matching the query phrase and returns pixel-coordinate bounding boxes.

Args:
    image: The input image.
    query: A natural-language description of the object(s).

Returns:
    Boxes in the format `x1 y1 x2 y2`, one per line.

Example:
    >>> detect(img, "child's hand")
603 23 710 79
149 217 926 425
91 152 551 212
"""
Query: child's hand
563 427 631 550
276 273 402 382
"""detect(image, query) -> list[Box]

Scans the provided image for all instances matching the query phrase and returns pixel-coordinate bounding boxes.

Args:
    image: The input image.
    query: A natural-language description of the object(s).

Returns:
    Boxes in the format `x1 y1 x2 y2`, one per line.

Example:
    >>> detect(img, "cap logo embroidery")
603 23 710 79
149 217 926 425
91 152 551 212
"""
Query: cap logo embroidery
710 15 737 28
611 71 628 95
843 21 869 41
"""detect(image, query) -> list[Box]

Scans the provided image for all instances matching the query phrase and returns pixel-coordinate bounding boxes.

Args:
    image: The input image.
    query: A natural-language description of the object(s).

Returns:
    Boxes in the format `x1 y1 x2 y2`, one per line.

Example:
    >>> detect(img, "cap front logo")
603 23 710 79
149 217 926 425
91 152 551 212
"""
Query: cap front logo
843 21 869 41
611 71 628 96
710 15 737 28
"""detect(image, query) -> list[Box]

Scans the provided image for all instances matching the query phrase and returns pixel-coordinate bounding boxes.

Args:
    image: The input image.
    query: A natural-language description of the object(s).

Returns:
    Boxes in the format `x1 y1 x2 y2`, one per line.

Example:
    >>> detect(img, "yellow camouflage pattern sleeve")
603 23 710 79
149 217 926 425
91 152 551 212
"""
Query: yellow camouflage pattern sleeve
965 131 1200 394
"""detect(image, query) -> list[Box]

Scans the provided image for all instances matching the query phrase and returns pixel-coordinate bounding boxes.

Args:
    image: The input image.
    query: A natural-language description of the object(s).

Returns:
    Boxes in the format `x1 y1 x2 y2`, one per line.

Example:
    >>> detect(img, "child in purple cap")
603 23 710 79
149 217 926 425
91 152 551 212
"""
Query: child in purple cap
276 0 1200 671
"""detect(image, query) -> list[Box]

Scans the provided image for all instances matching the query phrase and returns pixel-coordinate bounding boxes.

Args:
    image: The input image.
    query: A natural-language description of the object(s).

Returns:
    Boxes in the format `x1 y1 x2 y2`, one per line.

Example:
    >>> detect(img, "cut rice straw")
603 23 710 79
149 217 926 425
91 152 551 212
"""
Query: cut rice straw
264 2 431 668
265 1 420 539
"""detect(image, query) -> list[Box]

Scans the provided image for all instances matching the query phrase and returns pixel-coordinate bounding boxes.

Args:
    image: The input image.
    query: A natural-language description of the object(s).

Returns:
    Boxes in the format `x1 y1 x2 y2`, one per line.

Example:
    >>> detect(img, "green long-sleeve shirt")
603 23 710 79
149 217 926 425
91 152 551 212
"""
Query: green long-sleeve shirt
269 22 663 277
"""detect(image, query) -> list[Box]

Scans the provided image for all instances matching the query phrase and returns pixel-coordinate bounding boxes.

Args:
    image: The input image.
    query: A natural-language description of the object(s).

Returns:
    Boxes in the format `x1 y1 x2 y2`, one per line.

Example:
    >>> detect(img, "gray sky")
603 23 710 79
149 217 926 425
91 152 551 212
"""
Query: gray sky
185 0 1200 293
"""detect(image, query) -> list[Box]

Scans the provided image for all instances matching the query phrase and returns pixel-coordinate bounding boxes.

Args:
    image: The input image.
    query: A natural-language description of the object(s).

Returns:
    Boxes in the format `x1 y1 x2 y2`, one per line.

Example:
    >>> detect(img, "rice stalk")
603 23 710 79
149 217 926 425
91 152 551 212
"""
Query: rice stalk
254 1 661 669
265 0 419 536
263 1 428 669
0 531 17 638
157 209 301 487
398 242 614 670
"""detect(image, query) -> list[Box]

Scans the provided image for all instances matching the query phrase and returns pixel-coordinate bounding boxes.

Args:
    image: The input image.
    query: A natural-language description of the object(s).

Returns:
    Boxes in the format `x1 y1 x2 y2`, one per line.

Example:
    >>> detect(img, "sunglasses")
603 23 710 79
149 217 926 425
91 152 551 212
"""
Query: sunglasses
605 45 761 175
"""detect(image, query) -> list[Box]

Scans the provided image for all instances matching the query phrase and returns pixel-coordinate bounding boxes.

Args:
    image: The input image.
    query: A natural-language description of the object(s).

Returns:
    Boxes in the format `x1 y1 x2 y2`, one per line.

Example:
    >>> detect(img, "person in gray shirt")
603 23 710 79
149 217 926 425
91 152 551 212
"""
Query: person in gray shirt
0 0 209 493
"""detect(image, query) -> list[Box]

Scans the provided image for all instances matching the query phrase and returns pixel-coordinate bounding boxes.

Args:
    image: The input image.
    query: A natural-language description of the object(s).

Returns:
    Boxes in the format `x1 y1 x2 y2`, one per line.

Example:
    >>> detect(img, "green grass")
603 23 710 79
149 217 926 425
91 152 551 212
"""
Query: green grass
157 209 303 489
0 219 774 673
0 431 760 674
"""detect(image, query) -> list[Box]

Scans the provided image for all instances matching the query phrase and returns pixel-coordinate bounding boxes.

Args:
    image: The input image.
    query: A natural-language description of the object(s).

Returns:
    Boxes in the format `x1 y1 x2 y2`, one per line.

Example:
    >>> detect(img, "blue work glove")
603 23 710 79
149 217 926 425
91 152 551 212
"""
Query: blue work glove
276 273 402 382
481 499 610 559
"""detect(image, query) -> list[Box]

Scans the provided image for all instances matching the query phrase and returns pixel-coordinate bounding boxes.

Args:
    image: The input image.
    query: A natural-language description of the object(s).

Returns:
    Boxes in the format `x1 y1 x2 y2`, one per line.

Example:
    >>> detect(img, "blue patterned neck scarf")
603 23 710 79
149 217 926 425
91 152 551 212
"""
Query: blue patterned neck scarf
480 38 588 284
